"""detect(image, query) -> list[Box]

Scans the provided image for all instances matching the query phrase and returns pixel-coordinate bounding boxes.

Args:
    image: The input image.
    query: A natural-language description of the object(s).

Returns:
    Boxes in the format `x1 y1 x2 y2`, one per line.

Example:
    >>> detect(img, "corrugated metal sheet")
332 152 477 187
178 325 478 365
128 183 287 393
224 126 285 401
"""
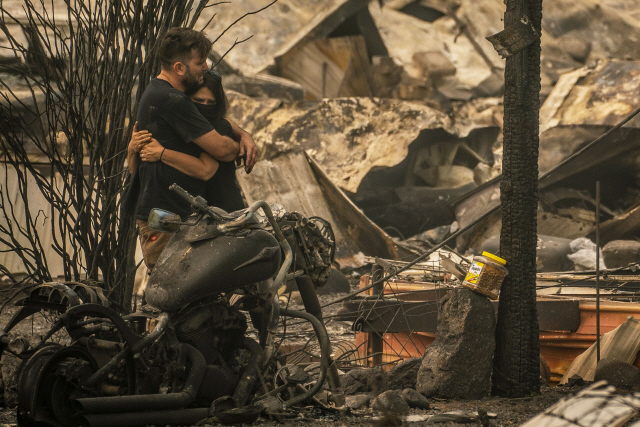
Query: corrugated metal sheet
197 0 351 75
228 94 456 194
561 315 640 384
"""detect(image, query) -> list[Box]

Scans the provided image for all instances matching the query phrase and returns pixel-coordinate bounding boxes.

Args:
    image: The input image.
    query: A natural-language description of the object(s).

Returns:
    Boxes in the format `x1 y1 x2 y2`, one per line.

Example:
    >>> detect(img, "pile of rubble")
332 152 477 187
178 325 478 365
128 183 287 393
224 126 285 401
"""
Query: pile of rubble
3 0 640 270
228 58 640 272
196 0 640 270
336 289 495 416
4 1 640 424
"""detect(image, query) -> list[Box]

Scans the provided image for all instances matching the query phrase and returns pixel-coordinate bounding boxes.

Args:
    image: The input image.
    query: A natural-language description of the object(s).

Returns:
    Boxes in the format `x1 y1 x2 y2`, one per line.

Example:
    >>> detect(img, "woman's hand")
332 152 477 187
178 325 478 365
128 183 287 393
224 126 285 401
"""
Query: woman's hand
128 122 152 154
140 138 165 162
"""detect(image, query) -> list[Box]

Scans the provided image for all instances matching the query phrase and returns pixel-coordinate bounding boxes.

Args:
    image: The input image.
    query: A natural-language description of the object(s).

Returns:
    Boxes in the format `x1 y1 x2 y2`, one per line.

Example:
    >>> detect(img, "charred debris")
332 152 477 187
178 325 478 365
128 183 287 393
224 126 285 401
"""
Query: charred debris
4 0 640 276
213 0 640 416
212 0 640 276
3 0 640 424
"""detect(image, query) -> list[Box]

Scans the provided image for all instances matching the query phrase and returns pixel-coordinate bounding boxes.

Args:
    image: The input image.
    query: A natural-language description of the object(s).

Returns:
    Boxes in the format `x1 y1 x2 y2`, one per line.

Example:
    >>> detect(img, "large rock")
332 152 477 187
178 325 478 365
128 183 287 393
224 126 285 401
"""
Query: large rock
402 388 430 410
602 240 640 269
341 366 387 396
416 289 496 399
371 390 410 415
345 394 371 410
385 357 422 390
594 358 640 390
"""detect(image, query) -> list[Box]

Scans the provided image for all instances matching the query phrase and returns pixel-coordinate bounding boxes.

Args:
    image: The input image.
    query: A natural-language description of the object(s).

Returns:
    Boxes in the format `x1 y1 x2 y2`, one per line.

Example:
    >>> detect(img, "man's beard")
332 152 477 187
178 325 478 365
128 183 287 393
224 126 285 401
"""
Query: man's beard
182 68 202 94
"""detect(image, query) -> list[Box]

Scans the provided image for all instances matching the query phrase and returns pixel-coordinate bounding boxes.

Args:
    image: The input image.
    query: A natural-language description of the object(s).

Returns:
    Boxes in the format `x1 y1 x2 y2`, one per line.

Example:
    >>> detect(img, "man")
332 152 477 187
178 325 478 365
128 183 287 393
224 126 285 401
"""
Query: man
128 27 257 272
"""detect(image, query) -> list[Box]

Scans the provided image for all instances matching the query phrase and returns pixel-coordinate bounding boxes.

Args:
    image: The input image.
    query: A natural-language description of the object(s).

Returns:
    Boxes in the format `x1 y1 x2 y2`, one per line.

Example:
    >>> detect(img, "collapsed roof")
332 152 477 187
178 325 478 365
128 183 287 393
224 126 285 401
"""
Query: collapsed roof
454 59 640 252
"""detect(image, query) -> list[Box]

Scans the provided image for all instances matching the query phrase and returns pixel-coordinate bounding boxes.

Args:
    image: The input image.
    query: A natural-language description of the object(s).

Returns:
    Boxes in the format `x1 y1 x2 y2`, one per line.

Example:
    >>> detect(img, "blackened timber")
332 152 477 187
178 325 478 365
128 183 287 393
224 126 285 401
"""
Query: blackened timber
337 297 580 334
491 0 543 397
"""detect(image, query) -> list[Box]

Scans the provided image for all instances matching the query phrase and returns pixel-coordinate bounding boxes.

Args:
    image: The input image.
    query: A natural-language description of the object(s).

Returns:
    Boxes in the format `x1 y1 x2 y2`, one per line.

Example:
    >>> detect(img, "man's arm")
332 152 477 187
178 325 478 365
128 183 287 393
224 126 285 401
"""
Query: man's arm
164 151 219 181
192 129 240 162
228 119 257 173
166 92 239 162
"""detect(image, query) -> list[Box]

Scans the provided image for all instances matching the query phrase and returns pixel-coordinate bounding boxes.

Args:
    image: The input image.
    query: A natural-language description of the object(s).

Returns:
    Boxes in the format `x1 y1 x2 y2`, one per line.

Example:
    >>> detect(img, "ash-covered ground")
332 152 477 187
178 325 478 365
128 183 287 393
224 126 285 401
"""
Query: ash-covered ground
0 283 616 427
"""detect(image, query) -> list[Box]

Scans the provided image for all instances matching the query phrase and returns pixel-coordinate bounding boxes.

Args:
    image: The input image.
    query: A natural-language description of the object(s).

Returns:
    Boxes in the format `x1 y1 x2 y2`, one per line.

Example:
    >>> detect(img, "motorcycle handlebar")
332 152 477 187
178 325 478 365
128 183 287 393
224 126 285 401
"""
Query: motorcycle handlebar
169 183 224 222
169 183 195 203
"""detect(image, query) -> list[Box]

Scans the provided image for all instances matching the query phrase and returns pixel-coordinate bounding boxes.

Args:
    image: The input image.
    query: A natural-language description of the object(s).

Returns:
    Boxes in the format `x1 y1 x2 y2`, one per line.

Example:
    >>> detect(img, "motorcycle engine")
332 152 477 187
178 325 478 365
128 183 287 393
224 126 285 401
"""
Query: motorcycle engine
279 212 336 288
174 301 247 366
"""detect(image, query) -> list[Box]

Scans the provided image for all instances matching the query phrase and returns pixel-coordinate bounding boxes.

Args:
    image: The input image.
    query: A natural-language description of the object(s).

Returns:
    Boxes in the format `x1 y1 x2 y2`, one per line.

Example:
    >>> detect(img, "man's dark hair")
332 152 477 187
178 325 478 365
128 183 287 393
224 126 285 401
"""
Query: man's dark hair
159 27 212 70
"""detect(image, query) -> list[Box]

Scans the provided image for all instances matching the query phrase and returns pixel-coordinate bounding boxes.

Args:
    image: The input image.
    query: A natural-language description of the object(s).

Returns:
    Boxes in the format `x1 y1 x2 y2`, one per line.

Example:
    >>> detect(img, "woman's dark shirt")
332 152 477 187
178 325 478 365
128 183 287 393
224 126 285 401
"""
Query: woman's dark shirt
206 118 246 212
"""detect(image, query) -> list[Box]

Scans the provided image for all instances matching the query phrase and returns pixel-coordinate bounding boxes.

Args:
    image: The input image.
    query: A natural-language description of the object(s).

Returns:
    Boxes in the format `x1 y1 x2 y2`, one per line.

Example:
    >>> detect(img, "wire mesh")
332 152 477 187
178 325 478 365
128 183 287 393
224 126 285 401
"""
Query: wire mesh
348 252 459 368
275 250 464 372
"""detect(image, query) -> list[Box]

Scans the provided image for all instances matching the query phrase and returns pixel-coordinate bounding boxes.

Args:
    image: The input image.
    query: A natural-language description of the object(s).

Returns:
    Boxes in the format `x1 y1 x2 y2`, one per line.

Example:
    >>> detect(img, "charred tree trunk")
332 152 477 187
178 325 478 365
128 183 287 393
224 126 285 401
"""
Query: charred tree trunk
492 0 542 397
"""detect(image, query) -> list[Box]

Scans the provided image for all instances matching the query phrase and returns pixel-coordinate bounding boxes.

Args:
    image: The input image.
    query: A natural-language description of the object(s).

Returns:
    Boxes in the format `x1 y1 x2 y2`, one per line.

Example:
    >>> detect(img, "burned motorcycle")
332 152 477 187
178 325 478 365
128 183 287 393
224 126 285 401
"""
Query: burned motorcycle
1 184 340 427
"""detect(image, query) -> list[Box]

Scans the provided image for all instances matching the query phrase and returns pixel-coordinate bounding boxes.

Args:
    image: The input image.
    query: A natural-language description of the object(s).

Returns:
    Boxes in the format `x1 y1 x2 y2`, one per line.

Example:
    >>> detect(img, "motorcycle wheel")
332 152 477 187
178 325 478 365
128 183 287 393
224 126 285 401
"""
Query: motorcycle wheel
16 345 98 427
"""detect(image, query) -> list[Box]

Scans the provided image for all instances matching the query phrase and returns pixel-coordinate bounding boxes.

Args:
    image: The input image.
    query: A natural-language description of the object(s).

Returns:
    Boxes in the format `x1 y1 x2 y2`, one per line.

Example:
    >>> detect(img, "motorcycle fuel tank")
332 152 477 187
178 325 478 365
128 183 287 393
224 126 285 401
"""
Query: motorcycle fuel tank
146 226 281 311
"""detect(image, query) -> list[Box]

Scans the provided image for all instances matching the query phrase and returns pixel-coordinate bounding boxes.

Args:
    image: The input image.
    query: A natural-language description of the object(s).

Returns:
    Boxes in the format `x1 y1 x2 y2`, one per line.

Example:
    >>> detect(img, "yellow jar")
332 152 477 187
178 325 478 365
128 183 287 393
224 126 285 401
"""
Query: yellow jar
461 251 508 299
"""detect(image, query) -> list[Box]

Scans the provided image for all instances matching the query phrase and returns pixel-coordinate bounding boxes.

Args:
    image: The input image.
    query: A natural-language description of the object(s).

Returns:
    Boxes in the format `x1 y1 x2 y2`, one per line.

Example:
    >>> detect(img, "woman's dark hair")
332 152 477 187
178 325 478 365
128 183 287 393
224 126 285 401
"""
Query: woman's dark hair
159 27 212 70
202 71 228 120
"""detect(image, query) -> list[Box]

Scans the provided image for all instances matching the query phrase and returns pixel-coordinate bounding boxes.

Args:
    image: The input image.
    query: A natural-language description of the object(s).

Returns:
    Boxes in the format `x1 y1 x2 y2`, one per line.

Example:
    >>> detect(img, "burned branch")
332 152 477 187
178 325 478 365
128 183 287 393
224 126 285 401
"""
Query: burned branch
0 0 216 309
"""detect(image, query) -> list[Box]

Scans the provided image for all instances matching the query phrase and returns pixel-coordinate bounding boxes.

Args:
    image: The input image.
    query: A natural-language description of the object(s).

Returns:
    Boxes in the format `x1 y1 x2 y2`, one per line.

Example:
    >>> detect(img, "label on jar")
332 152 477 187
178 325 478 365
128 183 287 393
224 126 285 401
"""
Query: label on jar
464 261 484 285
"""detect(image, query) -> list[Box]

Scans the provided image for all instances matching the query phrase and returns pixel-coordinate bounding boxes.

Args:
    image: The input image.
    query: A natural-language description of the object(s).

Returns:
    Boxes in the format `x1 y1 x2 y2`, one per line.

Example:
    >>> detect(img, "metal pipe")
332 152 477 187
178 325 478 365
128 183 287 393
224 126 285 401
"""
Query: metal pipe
75 343 205 414
77 336 124 351
79 407 210 427
370 264 384 368
596 181 601 363
271 240 292 300
294 276 343 406
100 383 126 396
233 337 264 407
130 313 169 354
81 313 169 388
280 309 330 408
295 276 323 321
268 246 292 297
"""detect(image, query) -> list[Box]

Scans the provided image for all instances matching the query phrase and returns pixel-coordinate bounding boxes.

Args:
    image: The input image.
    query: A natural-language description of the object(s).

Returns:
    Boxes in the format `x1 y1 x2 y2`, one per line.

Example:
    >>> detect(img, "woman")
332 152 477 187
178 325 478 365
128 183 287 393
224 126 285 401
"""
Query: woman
129 70 247 213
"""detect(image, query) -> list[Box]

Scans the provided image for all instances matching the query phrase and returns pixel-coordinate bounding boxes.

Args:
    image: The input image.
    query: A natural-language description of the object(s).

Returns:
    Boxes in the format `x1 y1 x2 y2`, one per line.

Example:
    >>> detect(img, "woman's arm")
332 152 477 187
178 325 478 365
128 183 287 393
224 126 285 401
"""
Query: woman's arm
141 138 218 181
127 122 152 175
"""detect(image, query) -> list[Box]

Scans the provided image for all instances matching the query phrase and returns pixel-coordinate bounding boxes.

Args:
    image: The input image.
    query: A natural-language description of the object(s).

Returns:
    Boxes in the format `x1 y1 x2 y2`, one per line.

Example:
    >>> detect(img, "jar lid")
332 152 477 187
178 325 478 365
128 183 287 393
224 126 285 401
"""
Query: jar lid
482 251 507 265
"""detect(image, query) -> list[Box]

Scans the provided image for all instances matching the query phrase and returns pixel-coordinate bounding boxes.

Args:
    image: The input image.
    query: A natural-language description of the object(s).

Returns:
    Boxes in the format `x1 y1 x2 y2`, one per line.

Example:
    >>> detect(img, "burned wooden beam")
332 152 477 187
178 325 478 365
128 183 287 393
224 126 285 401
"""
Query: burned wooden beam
337 295 580 333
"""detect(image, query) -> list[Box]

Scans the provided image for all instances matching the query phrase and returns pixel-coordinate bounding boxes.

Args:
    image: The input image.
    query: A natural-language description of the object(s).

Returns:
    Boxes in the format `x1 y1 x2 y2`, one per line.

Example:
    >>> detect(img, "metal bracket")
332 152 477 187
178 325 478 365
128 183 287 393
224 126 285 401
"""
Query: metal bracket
486 16 538 58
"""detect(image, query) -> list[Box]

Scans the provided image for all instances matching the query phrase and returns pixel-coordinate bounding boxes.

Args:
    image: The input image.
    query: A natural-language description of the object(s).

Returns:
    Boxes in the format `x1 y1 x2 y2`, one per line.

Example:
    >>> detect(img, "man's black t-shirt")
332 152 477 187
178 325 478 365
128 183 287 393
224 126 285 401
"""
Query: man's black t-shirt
134 79 214 219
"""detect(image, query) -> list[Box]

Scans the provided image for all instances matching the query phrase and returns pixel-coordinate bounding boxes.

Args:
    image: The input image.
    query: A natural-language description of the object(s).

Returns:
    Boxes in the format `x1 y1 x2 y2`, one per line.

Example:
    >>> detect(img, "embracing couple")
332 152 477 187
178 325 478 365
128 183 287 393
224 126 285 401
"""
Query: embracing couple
125 27 257 272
